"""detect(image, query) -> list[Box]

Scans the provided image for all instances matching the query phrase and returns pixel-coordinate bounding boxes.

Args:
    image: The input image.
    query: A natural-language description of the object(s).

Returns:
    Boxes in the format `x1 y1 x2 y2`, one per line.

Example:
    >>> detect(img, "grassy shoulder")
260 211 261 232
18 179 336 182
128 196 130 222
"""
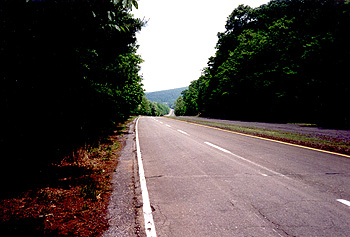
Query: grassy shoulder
0 118 135 236
169 117 350 157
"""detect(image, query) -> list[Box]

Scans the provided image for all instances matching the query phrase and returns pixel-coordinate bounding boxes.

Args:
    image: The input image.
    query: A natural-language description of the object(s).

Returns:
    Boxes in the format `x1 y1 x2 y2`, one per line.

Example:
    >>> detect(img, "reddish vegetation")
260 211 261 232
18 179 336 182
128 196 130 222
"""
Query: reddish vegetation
0 128 125 236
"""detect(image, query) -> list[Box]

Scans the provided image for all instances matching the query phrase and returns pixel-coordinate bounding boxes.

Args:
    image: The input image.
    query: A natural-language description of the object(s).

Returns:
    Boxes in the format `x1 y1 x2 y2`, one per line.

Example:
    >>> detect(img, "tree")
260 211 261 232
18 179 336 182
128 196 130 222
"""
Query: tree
138 96 152 115
174 96 186 116
0 0 145 183
137 97 170 116
116 0 139 10
181 0 350 127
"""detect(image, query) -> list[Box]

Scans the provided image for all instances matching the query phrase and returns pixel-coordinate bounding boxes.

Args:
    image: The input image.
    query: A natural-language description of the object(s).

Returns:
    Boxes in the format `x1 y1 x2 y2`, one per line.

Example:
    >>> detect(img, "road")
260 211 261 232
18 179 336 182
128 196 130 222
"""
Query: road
137 116 350 236
165 109 175 117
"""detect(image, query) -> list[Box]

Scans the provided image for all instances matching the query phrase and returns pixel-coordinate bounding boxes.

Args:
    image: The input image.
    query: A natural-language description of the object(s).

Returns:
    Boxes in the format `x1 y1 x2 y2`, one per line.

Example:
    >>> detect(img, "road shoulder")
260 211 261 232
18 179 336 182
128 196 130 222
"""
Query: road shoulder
103 119 145 236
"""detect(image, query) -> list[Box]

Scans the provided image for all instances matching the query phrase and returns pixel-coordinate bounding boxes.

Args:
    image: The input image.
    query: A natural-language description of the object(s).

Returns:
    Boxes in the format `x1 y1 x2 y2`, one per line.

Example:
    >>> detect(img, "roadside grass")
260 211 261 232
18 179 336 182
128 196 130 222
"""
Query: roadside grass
169 117 350 156
0 118 134 236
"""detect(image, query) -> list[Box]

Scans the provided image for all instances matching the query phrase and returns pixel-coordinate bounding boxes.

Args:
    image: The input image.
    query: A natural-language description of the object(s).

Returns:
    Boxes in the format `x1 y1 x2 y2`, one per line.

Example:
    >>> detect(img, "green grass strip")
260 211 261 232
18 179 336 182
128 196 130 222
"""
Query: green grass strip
169 117 350 156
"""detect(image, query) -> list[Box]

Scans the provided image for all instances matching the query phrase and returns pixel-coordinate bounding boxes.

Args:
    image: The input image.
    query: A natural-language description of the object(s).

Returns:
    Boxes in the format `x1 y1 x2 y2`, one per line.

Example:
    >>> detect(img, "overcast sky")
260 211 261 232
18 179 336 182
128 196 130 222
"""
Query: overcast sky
132 0 270 92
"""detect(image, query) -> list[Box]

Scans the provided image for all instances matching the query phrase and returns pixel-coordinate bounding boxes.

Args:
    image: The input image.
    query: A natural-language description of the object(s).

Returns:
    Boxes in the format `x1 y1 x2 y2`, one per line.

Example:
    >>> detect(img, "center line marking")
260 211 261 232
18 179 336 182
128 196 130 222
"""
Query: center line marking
166 124 171 127
166 117 350 158
204 141 285 177
337 199 350 207
177 130 189 136
204 142 232 154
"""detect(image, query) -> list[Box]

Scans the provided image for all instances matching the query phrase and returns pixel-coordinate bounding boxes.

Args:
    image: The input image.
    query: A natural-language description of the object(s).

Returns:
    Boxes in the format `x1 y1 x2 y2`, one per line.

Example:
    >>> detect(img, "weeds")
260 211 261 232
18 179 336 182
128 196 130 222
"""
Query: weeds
85 139 120 162
0 119 130 236
80 183 99 201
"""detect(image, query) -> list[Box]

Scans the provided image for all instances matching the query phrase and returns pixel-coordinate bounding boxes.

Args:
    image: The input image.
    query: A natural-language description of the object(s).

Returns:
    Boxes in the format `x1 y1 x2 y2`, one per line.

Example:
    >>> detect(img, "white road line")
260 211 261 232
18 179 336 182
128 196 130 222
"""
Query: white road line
169 118 350 159
135 117 157 237
204 142 232 154
166 124 171 127
159 121 163 124
337 199 350 207
204 141 285 177
177 129 189 136
272 228 284 237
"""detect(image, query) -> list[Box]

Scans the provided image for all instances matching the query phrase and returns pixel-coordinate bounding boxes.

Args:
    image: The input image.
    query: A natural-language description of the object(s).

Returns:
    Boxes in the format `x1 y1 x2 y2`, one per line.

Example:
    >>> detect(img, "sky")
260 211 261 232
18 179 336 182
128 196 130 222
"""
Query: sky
132 0 270 92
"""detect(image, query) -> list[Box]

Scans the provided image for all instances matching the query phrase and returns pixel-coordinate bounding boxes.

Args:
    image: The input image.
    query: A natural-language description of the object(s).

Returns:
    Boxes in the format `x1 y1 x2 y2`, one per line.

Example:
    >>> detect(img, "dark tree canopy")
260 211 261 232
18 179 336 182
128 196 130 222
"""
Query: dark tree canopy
176 0 350 128
0 0 145 184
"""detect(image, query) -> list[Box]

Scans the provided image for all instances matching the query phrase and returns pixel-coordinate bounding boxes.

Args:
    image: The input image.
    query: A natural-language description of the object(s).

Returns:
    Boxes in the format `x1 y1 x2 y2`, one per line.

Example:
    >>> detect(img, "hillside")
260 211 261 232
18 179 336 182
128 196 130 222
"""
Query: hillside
146 87 187 109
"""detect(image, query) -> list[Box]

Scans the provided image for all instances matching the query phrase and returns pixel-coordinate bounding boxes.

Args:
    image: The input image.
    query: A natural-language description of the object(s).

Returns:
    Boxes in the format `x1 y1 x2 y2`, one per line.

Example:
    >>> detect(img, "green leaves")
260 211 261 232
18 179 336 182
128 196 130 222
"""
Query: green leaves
174 96 186 116
180 0 350 126
138 97 170 116
114 0 138 9
1 0 144 149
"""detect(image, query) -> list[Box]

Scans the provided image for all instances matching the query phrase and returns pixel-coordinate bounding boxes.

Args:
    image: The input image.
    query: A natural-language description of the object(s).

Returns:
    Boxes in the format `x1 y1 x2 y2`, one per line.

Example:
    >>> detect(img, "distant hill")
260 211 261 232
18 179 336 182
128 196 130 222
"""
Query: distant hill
146 87 187 109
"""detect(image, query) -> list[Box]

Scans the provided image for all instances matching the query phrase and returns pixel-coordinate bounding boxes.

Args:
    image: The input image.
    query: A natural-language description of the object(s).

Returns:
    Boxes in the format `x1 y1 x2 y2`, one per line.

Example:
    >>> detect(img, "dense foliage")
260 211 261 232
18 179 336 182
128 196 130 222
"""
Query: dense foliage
174 96 186 116
0 0 144 183
146 87 187 109
176 0 350 128
138 96 171 116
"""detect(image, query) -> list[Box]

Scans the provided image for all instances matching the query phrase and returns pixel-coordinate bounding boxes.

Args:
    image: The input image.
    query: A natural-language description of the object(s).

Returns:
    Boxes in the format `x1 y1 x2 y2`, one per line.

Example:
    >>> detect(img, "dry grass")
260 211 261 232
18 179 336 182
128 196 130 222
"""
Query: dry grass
0 120 132 236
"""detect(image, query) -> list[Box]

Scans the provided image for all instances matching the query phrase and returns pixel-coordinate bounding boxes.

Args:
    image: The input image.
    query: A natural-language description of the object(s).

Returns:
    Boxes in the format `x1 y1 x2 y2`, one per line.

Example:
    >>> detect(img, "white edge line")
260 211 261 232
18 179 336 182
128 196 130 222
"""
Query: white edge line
337 199 350 207
136 117 157 237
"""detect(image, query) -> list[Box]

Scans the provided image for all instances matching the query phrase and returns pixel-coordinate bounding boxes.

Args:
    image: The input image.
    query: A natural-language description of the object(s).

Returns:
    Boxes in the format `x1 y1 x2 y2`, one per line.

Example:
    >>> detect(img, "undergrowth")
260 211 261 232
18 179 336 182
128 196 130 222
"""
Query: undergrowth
0 120 132 236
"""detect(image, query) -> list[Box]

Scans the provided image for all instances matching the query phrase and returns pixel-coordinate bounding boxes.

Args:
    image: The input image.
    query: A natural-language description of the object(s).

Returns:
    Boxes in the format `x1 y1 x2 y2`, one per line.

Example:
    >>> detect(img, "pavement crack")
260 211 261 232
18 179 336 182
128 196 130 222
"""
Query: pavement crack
252 204 292 236
151 204 156 212
147 175 164 179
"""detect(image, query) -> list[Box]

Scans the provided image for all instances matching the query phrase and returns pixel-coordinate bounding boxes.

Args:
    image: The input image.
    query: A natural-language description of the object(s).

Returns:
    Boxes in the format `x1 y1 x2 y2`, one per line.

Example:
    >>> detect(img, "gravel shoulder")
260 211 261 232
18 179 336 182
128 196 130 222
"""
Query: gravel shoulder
103 119 144 237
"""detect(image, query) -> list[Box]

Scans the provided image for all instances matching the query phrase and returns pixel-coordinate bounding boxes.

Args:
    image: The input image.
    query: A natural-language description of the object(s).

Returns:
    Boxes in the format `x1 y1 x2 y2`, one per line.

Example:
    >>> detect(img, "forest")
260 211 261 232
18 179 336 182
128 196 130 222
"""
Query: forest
0 0 145 183
146 87 187 109
138 96 170 116
175 0 350 128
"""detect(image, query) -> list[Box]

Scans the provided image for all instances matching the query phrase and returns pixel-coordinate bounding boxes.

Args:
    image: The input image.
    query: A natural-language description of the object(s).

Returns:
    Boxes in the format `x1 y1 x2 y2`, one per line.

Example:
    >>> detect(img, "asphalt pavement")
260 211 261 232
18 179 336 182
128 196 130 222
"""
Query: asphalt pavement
137 116 350 236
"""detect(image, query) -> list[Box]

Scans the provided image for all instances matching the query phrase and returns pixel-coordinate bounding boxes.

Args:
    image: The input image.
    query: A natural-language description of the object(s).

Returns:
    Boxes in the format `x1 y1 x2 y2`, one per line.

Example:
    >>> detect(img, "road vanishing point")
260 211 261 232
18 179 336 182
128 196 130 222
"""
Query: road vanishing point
136 116 350 236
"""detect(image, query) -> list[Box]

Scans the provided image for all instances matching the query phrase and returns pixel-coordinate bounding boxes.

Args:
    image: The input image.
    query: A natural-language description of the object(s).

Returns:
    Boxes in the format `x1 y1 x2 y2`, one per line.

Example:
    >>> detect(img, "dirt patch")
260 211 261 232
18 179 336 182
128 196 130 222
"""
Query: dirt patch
0 120 135 236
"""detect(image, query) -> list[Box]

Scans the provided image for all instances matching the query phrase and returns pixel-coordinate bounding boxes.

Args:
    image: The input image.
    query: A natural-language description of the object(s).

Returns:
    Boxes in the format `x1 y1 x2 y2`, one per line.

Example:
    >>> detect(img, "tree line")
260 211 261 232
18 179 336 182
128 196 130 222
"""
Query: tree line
175 0 350 128
0 0 145 180
145 87 187 109
138 96 170 116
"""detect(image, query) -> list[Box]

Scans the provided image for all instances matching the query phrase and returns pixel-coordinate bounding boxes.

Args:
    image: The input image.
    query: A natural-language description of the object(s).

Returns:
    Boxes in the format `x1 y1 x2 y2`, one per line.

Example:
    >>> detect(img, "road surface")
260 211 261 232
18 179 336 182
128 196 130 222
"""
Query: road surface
137 116 350 236
165 109 175 117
